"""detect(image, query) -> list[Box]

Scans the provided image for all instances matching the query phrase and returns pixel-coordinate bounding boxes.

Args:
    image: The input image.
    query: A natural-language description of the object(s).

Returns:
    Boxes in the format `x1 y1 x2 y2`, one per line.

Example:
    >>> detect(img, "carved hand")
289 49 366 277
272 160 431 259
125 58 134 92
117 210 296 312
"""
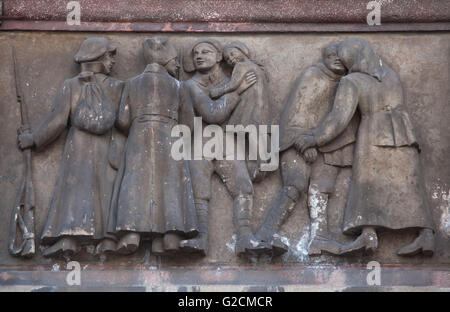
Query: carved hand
303 147 318 163
17 128 34 150
236 71 257 95
294 134 316 154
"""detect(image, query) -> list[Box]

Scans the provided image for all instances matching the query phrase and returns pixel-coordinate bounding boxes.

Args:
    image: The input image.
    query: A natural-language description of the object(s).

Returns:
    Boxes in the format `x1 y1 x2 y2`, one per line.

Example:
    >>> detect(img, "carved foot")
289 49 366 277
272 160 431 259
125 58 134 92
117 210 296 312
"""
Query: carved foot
235 233 261 256
245 233 289 257
163 233 181 253
116 233 140 255
42 237 80 258
179 235 208 256
151 237 165 256
397 228 434 257
308 236 343 256
339 229 378 256
95 238 117 256
151 233 183 256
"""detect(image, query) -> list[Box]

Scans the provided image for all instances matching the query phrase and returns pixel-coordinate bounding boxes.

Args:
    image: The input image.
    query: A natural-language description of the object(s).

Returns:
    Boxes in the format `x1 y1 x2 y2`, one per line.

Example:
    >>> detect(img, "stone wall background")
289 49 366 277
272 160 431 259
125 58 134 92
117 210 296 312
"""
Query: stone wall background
0 32 448 269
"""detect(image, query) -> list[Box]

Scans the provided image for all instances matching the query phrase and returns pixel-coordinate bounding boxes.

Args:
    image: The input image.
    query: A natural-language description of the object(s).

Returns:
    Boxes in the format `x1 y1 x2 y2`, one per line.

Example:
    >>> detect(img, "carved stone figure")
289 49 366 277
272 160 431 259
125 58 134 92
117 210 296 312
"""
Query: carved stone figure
107 37 199 255
17 37 124 257
297 37 435 256
251 42 359 256
179 38 259 256
210 40 271 182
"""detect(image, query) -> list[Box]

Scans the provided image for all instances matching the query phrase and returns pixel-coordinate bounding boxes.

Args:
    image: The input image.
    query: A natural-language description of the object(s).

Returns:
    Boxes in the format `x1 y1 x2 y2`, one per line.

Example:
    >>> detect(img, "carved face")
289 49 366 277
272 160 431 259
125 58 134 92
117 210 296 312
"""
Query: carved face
323 45 346 75
223 47 246 67
100 52 116 74
193 43 220 72
165 56 180 79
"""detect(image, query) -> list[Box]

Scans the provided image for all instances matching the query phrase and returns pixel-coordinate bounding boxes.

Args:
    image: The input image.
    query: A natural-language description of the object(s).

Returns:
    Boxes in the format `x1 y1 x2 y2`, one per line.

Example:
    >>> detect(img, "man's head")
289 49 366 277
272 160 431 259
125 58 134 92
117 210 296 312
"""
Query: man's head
183 38 223 73
74 37 117 74
322 42 346 75
142 36 180 78
193 42 222 72
98 50 116 74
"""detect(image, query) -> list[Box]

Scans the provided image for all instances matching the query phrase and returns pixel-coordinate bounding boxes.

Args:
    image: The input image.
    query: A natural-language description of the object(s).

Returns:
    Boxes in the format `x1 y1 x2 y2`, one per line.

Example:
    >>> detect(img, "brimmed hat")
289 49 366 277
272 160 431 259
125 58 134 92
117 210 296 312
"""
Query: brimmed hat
74 37 117 63
183 38 223 72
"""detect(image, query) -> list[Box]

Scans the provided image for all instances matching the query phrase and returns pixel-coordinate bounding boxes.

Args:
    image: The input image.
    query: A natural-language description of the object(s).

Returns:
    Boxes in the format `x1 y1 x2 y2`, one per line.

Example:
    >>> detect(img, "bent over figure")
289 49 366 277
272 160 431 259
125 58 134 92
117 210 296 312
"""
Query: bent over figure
297 37 435 256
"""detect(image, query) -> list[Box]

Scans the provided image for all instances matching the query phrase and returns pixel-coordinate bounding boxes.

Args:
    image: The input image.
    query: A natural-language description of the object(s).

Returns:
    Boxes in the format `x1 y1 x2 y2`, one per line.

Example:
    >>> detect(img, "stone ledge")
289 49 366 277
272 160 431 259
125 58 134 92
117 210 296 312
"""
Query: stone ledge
3 0 449 23
1 0 449 32
1 266 449 291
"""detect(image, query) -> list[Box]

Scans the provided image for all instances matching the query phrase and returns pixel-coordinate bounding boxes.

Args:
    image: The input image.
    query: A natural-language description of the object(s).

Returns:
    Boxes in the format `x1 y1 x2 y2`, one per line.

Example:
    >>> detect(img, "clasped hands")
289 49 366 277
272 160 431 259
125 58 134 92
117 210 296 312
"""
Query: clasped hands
294 131 318 163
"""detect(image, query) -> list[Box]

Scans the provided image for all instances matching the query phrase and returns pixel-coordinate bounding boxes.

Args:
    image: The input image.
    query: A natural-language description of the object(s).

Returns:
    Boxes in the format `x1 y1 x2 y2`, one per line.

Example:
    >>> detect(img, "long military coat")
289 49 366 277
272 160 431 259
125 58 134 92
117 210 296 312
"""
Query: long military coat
36 71 123 245
107 63 198 239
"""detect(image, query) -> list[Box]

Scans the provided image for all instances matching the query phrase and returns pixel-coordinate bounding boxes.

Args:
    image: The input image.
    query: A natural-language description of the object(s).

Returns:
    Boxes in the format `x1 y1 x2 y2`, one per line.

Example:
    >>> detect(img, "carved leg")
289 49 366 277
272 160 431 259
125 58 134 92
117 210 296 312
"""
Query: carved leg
116 232 140 255
253 186 299 256
179 200 209 256
42 237 80 258
234 194 259 256
339 226 378 255
397 228 435 257
307 186 343 256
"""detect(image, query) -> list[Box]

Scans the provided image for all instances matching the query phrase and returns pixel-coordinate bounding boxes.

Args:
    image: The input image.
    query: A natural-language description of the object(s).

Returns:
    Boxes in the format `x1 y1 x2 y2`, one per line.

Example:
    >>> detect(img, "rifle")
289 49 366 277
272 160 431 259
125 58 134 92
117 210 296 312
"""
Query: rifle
8 47 36 258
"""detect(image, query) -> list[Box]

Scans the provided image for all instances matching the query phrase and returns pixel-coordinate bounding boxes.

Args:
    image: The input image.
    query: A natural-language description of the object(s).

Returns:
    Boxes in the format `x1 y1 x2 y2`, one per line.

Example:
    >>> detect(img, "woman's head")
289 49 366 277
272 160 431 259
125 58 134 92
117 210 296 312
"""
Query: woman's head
223 41 250 67
338 37 384 81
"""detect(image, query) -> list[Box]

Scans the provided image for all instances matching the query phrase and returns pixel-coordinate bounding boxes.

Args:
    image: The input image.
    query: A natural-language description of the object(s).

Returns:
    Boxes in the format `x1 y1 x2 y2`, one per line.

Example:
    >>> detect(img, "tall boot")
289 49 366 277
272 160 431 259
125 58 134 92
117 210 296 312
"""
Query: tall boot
307 186 343 256
253 186 299 256
234 194 258 256
179 200 209 256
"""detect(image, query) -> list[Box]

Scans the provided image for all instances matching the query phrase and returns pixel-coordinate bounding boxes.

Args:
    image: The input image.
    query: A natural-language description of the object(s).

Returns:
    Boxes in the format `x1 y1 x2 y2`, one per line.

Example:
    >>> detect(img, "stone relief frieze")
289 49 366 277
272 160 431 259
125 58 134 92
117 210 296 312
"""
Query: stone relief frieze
11 35 437 261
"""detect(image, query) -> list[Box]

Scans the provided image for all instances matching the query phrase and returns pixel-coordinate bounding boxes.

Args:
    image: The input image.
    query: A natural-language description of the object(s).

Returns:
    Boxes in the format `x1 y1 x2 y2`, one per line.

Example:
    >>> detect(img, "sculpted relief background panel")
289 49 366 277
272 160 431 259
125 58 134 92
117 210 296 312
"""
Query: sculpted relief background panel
0 32 449 267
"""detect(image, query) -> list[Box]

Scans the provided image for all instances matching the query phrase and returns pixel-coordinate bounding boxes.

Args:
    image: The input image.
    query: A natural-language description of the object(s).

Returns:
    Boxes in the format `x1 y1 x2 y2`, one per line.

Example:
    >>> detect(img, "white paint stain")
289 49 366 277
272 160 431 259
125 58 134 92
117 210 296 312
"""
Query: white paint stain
432 184 450 237
51 264 60 272
308 185 327 239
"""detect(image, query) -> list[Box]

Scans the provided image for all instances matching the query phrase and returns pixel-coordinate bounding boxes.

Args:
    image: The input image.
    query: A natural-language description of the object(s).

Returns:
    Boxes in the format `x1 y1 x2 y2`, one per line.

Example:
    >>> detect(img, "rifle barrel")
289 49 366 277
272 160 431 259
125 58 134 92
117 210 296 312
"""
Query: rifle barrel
12 47 29 127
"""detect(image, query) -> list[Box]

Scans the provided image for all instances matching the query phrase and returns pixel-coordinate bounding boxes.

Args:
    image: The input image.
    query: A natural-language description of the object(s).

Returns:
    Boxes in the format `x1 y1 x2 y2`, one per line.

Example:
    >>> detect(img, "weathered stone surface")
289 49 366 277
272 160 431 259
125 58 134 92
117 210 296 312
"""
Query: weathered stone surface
0 32 449 271
3 0 450 23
